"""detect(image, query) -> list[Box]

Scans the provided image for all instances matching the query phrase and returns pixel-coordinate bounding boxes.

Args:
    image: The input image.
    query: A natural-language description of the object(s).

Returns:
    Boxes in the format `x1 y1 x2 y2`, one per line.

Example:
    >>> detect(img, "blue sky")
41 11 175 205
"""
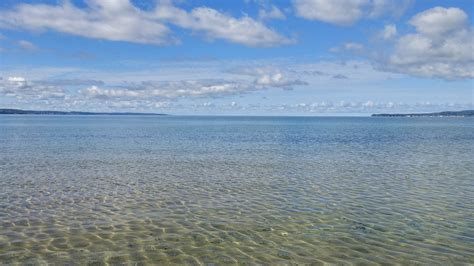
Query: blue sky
0 0 472 115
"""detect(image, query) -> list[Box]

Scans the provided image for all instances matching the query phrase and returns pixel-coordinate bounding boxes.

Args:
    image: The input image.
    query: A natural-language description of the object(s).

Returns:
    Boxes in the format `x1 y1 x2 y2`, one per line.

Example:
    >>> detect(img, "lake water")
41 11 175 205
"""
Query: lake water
0 115 473 264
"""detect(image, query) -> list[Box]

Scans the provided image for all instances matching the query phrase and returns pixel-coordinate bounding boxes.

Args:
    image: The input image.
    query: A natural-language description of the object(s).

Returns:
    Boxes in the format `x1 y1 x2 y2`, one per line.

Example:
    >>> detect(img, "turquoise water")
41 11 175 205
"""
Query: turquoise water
1 115 473 264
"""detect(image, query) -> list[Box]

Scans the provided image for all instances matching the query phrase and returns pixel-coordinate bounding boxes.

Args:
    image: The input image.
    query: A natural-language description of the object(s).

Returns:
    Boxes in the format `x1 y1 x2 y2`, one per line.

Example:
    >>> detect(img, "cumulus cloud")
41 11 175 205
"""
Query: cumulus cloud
258 5 286 20
0 76 65 99
0 66 309 110
80 80 254 100
154 2 292 47
0 0 291 47
387 7 473 79
293 0 369 25
230 67 308 88
409 7 468 37
293 0 411 25
253 71 307 88
0 1 172 45
81 68 307 101
368 0 412 19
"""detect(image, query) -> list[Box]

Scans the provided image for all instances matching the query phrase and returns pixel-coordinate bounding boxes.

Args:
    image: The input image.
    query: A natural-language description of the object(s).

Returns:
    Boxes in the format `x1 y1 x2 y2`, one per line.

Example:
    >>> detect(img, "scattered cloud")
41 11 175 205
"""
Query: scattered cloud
0 76 65 100
368 0 412 19
17 40 38 52
344 42 364 51
35 79 105 86
70 51 97 61
378 24 397 40
155 2 292 47
0 0 291 47
239 68 308 88
80 80 254 100
293 0 411 25
80 67 308 101
332 74 348 79
293 0 369 25
2 72 470 114
290 60 403 82
301 70 329 76
330 42 365 53
178 100 472 114
258 5 286 20
271 100 473 114
0 63 311 110
0 1 471 114
254 72 307 88
0 1 172 45
409 7 468 37
386 7 473 79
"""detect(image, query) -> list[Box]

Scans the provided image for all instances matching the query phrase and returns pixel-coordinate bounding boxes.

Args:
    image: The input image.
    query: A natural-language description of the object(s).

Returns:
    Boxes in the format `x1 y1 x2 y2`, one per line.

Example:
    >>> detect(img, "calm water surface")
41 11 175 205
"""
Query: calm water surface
0 115 473 264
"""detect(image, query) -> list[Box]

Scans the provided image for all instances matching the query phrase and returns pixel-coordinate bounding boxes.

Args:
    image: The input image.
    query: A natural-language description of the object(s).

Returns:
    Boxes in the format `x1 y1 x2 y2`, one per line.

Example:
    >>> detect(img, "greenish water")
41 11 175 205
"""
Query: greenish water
0 116 473 264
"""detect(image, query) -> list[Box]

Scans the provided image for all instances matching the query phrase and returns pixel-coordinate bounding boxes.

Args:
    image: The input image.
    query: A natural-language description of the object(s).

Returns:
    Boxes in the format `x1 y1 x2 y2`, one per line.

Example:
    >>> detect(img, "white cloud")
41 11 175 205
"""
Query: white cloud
155 3 292 47
0 76 65 99
379 24 397 40
17 40 38 51
0 64 309 110
344 42 364 51
293 0 369 25
80 68 307 101
409 7 468 37
0 0 291 47
229 67 307 88
369 0 412 18
291 60 402 82
64 99 470 114
387 7 473 79
293 0 411 25
258 5 286 20
330 42 364 53
266 100 472 114
2 56 470 113
80 80 254 100
0 1 172 45
35 79 105 86
254 71 307 88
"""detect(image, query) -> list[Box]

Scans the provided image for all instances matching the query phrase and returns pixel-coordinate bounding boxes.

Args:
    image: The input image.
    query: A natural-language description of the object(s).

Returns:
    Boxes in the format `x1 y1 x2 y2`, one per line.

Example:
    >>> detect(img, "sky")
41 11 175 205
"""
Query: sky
0 0 473 115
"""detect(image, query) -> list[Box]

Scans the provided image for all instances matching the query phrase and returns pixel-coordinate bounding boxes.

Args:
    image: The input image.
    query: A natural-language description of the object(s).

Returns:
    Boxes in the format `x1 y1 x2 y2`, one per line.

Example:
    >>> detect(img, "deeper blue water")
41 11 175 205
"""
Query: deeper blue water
0 115 473 264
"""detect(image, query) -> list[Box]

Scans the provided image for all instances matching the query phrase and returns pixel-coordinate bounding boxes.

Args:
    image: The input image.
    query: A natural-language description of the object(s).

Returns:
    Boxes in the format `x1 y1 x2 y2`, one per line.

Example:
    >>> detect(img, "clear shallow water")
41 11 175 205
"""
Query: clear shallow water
0 115 473 265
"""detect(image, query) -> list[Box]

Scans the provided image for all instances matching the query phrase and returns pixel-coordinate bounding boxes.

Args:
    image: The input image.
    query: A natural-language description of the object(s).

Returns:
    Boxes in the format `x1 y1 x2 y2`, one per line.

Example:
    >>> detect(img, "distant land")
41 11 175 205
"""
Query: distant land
372 110 474 117
0 108 167 116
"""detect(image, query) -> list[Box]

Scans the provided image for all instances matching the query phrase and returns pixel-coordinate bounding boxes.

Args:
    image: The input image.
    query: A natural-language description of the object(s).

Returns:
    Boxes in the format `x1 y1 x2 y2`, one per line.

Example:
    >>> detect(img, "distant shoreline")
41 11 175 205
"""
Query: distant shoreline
2 108 473 117
372 110 474 117
0 108 167 116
